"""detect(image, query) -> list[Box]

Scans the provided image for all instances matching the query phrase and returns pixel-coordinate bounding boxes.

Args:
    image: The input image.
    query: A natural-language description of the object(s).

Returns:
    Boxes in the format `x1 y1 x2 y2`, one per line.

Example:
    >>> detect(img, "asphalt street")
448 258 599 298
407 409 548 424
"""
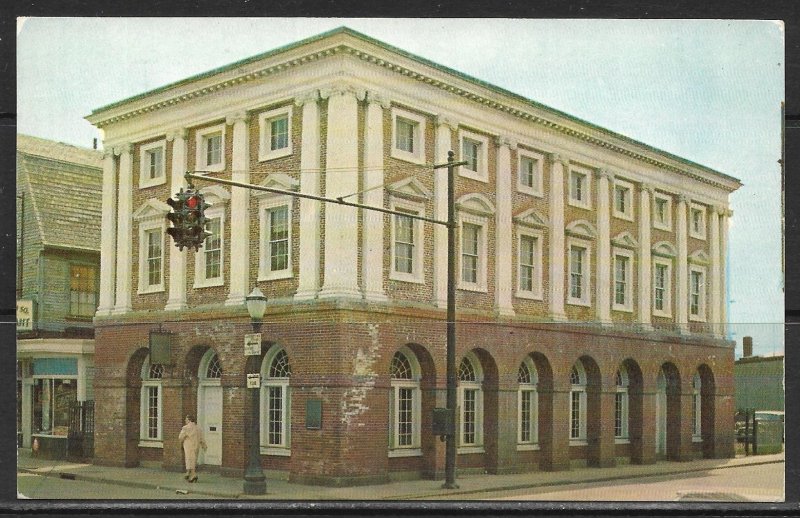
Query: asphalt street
17 472 217 500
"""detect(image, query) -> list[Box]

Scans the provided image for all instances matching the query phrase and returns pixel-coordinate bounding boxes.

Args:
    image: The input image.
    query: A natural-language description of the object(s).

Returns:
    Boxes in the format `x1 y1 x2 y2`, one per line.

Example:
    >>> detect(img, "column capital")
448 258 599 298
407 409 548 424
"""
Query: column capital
102 149 114 160
435 113 458 131
495 135 517 149
320 82 366 102
677 193 690 205
366 91 391 110
549 153 569 168
640 182 656 194
595 168 614 181
166 127 188 142
725 208 734 217
225 111 250 126
294 89 320 107
113 143 133 156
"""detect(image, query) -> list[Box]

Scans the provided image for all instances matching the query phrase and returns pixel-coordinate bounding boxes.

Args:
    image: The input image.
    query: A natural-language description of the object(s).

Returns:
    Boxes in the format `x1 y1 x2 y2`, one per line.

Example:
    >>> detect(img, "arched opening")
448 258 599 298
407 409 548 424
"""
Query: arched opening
457 348 498 473
573 356 602 467
697 364 716 458
197 348 223 466
260 346 292 457
656 362 682 461
527 352 554 471
619 359 645 464
388 347 422 455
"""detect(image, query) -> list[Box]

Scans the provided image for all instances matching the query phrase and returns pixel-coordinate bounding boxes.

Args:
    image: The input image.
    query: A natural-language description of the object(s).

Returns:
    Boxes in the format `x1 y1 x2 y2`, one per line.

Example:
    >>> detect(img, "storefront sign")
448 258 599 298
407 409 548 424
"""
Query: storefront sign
244 333 262 356
246 373 261 388
16 300 33 331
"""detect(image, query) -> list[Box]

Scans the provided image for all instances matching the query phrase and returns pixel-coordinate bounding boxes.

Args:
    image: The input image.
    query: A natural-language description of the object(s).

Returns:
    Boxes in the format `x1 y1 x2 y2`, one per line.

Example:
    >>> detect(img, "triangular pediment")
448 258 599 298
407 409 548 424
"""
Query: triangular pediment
198 185 231 206
689 249 710 265
254 173 300 196
652 241 677 258
133 198 171 221
386 177 432 201
456 193 495 216
611 231 638 249
565 219 597 239
513 208 548 228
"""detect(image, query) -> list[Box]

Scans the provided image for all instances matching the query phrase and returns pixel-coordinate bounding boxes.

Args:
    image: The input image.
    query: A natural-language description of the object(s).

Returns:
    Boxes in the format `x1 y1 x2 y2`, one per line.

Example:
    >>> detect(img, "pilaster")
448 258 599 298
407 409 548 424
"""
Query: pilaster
494 136 515 317
548 154 567 321
294 90 322 301
720 209 732 338
97 150 118 315
432 115 457 308
113 143 133 314
595 169 613 326
225 112 251 306
676 195 689 333
638 183 654 330
709 206 721 336
165 128 188 311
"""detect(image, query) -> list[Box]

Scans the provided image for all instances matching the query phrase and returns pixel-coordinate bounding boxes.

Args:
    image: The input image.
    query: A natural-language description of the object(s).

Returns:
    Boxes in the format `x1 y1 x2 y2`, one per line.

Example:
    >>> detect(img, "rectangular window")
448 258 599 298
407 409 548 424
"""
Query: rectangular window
270 116 289 151
32 378 77 435
397 387 414 446
690 204 707 239
692 210 702 233
394 212 414 274
519 235 536 292
570 391 581 439
268 206 289 272
614 255 628 306
463 139 480 172
656 198 667 224
147 385 160 440
146 147 163 180
395 118 415 153
461 223 480 284
570 247 584 300
204 218 221 280
69 265 97 317
690 270 703 316
205 133 222 166
146 229 162 287
572 172 584 202
520 157 537 189
615 186 627 214
462 388 477 445
268 386 283 446
654 263 667 311
520 390 532 443
615 392 624 438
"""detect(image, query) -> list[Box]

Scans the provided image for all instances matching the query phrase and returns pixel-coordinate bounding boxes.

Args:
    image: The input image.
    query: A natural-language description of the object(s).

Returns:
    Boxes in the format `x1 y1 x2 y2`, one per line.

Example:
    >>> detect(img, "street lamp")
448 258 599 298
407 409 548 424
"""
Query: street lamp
243 287 267 495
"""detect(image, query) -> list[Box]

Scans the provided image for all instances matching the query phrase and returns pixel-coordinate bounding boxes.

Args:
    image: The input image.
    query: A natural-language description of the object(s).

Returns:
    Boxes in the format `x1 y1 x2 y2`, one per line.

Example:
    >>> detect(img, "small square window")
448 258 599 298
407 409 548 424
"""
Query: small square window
391 108 427 165
139 140 166 189
568 168 592 209
396 118 415 153
613 180 634 221
259 107 293 161
517 150 544 197
458 130 489 182
463 139 480 172
195 124 226 172
653 194 672 231
689 204 707 240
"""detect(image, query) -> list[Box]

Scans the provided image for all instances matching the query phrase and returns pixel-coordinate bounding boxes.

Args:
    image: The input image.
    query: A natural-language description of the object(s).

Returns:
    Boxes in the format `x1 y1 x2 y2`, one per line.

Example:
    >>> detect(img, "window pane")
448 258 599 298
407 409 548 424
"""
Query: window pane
268 386 283 445
206 134 222 165
398 387 414 446
615 392 624 437
615 256 627 305
520 235 536 292
463 140 479 171
394 213 414 274
268 206 289 272
205 218 221 279
520 390 531 442
70 265 97 317
572 173 583 201
147 230 162 286
571 391 581 439
270 117 289 150
148 386 159 439
570 247 584 299
463 389 476 445
461 224 479 283
396 118 415 153
520 157 536 188
148 148 163 179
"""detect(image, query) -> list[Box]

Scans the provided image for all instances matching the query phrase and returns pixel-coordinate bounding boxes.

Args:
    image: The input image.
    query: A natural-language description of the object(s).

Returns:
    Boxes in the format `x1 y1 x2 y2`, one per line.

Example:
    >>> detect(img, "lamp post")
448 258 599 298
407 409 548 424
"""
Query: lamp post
244 287 267 495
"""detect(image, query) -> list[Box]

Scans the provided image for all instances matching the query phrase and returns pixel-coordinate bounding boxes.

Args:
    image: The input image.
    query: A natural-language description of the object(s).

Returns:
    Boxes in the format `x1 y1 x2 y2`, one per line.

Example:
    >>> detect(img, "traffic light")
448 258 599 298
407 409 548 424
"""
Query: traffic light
165 188 212 251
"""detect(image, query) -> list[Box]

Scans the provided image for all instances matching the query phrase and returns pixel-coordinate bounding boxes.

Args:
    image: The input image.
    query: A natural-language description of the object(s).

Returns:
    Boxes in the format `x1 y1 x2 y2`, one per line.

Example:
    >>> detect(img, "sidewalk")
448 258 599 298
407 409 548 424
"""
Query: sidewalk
17 448 784 500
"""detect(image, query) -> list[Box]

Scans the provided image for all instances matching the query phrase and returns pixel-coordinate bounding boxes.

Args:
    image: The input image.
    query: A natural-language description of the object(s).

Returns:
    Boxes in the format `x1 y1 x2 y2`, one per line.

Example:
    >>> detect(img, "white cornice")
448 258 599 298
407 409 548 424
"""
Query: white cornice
87 35 739 193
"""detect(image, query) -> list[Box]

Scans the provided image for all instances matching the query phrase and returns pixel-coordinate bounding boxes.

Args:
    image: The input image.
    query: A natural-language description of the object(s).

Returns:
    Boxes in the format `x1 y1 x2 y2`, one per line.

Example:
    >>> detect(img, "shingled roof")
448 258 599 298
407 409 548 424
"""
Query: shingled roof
17 134 103 252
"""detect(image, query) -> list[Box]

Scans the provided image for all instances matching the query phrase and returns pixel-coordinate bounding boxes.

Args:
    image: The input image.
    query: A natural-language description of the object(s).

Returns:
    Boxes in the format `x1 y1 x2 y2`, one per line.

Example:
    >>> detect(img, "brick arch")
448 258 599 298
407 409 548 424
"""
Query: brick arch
391 343 437 386
619 358 646 464
574 355 605 467
696 363 716 458
123 347 154 469
659 361 682 461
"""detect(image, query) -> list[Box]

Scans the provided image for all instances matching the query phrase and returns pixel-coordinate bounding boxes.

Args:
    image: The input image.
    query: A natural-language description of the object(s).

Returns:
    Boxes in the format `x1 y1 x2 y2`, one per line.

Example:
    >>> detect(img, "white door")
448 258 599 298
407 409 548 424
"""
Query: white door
199 385 223 466
655 371 667 457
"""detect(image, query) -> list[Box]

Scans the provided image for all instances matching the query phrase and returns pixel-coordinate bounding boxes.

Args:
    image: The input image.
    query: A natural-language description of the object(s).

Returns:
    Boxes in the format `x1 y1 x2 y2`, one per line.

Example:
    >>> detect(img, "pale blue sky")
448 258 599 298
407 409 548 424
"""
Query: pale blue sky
16 18 784 356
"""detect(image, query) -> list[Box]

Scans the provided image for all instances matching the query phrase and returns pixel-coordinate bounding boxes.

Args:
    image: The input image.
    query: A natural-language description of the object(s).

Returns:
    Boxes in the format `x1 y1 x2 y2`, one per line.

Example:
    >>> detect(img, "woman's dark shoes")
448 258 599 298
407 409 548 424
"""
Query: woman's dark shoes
184 475 190 480
189 476 198 483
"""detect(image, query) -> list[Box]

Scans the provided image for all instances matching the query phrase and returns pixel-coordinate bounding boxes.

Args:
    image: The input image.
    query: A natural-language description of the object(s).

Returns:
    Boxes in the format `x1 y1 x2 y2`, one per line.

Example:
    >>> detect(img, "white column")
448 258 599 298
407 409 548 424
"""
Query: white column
113 144 133 314
318 84 364 300
294 90 322 301
225 112 251 306
595 169 613 326
165 128 188 311
433 115 456 308
96 151 117 316
676 194 689 333
362 92 390 302
720 209 732 338
709 206 721 337
548 154 567 321
494 136 515 316
638 183 654 330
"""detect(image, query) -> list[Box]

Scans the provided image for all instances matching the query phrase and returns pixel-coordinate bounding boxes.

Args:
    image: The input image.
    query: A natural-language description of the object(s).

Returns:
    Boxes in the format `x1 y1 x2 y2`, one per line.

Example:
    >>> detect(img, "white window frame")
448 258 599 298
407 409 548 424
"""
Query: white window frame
258 106 293 162
567 237 592 307
260 347 291 455
390 107 427 165
458 129 489 183
389 198 425 284
193 205 225 288
137 220 165 294
517 357 539 450
457 352 485 454
614 367 630 443
688 264 707 322
612 247 634 313
388 347 422 457
195 123 226 173
652 257 673 318
689 203 707 240
568 166 593 210
139 140 166 189
569 362 588 446
139 356 163 447
612 178 635 221
692 373 702 441
258 195 293 281
653 193 673 232
516 228 544 300
517 149 544 197
458 213 489 292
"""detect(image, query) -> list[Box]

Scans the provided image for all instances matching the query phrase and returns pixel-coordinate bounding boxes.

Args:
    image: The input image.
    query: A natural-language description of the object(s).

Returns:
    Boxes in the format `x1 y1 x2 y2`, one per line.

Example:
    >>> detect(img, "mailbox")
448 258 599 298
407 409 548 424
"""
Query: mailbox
432 407 453 436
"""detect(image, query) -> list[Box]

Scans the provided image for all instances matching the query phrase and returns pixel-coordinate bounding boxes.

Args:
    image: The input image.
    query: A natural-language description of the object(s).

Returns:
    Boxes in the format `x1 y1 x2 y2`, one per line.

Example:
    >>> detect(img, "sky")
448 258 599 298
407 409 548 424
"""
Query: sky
16 18 785 357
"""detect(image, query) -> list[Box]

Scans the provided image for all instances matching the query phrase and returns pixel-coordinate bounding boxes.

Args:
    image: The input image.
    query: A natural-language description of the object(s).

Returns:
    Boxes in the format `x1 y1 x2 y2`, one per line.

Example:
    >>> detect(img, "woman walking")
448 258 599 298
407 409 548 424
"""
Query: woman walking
179 415 207 483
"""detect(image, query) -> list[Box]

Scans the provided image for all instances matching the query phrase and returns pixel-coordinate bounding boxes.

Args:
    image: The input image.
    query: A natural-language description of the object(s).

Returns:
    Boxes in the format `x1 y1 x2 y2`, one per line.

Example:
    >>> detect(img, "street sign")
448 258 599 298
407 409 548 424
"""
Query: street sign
244 333 262 356
246 373 261 388
16 300 33 331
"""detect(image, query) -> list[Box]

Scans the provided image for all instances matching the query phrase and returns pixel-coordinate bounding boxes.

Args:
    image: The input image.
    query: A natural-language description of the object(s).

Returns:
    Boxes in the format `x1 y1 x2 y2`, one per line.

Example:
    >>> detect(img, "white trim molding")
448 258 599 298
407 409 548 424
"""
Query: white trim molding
258 105 294 162
138 139 167 189
458 129 490 183
391 106 427 165
517 148 545 197
195 123 226 173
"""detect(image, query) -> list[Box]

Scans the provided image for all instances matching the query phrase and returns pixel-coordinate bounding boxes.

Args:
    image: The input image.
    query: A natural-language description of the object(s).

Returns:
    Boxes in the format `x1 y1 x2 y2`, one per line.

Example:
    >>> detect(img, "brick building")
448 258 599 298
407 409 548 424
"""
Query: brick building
86 28 740 486
16 134 102 455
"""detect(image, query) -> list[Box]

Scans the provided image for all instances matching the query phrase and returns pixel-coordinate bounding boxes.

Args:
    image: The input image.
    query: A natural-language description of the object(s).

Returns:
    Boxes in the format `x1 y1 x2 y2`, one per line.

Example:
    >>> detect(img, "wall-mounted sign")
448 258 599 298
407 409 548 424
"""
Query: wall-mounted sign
246 373 261 388
149 330 172 365
16 300 33 332
244 333 262 356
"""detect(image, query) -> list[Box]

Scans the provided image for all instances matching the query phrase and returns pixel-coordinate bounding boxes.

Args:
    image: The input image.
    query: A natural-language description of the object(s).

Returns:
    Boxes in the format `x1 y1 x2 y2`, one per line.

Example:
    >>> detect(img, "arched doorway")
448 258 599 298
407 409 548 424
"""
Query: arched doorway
697 364 716 458
196 349 223 466
655 362 681 460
